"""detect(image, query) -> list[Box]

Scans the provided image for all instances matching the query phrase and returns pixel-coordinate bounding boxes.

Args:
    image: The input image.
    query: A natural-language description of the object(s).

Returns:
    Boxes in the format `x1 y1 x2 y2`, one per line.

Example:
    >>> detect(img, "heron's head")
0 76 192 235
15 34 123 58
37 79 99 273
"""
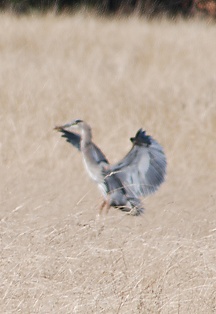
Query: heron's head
54 119 92 140
55 119 84 131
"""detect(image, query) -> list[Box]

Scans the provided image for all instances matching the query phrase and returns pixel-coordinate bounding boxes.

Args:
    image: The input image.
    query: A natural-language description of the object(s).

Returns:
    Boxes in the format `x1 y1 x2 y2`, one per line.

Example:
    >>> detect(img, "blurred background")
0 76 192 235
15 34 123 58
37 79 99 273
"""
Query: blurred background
0 0 216 19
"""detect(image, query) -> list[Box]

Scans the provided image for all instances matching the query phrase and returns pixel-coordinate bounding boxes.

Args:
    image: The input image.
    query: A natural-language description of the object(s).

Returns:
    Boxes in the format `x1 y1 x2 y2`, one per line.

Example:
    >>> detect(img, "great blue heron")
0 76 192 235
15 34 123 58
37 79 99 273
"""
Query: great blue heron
54 119 166 216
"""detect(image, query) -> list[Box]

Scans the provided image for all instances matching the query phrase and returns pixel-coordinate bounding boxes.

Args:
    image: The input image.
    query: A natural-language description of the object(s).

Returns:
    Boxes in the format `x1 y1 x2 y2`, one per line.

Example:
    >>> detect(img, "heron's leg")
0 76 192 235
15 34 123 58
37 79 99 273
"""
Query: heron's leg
104 201 111 214
99 199 110 215
99 200 106 215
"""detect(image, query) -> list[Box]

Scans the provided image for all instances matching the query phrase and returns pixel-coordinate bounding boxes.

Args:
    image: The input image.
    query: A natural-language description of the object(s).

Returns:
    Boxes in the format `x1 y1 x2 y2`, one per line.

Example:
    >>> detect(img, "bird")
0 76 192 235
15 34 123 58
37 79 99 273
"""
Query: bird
54 119 166 216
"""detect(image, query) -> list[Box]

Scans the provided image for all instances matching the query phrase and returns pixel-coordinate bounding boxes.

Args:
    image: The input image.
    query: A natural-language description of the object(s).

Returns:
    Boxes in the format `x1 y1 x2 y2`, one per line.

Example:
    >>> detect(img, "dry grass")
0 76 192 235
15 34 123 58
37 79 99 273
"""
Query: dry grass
0 12 216 313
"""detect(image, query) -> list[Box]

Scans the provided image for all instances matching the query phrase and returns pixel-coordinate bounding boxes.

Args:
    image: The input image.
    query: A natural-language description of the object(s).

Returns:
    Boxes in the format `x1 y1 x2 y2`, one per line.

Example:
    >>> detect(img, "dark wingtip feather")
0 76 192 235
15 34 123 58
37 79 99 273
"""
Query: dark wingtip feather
55 128 81 151
130 129 152 146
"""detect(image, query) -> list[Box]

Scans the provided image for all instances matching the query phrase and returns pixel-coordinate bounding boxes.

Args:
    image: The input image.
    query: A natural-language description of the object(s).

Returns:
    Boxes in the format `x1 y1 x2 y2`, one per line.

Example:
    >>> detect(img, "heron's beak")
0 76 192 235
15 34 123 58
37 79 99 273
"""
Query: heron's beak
54 125 63 131
54 122 72 131
62 122 74 128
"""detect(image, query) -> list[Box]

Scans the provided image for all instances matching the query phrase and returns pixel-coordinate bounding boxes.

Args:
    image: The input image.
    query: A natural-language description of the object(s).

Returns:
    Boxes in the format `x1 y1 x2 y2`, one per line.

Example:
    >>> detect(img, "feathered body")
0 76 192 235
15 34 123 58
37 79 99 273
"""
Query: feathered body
55 120 166 215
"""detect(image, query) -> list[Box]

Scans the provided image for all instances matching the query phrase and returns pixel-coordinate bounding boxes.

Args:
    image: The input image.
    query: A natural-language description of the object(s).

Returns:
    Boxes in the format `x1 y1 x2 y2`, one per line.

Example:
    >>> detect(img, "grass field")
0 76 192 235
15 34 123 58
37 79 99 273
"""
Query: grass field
0 12 216 313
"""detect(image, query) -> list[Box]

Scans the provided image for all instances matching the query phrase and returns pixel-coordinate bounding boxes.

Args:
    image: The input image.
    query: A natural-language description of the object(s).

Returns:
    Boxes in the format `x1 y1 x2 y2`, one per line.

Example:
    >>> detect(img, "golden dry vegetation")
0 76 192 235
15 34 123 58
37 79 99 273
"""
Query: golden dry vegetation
0 12 216 313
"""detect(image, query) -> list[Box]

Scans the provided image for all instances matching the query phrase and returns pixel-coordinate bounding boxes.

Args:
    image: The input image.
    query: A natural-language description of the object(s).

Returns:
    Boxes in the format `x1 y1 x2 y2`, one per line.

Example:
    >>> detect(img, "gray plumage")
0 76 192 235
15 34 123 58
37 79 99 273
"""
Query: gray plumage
54 119 166 216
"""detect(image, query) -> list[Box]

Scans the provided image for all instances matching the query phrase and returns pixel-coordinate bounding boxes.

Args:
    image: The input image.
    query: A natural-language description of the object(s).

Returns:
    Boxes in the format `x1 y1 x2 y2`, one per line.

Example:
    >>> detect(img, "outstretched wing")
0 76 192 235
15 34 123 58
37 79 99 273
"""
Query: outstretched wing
55 127 81 151
55 126 108 164
109 129 167 198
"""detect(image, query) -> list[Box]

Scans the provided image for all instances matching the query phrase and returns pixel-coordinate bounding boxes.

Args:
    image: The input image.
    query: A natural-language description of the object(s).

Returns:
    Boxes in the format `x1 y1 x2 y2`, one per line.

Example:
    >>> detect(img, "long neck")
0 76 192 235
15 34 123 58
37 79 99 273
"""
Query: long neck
81 123 92 147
